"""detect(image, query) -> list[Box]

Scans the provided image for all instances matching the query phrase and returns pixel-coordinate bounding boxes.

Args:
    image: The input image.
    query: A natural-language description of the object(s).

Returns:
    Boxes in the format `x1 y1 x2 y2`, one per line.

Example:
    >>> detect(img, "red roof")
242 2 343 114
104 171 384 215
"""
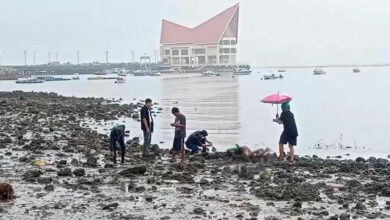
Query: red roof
160 4 239 45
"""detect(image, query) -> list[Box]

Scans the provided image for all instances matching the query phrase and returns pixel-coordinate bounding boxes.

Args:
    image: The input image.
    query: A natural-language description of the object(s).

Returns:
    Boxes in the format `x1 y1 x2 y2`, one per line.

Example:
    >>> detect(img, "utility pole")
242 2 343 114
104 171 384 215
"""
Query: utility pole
24 50 27 66
33 51 36 66
131 50 134 63
48 52 51 64
77 50 80 65
105 51 109 64
55 52 58 63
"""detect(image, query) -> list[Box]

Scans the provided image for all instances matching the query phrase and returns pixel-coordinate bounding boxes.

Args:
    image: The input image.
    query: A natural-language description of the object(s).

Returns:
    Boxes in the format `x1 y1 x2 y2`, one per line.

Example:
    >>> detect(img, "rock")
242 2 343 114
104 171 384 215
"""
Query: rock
193 207 205 215
328 215 338 220
339 213 350 220
71 159 79 166
102 202 119 210
58 160 67 165
118 165 147 177
145 196 153 202
23 170 43 182
354 202 367 211
355 157 366 163
86 157 98 167
73 168 85 177
293 201 302 209
57 168 72 177
151 144 160 154
104 163 115 169
37 177 53 184
44 184 54 191
0 183 14 200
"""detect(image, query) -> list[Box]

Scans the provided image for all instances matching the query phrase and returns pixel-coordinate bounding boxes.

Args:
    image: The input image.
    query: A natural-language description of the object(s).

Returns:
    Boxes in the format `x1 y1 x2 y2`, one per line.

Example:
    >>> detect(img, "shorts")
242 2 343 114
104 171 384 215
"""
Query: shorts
279 132 297 146
172 138 184 152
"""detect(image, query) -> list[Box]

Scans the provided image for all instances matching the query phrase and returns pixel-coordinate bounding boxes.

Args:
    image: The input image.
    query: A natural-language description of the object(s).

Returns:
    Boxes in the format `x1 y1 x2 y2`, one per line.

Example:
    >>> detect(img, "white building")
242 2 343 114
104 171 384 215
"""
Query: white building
160 4 239 67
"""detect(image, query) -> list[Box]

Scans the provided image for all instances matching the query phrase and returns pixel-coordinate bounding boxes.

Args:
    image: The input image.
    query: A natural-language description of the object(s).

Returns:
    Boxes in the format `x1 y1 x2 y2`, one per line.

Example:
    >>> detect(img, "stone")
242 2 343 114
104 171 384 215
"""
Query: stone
57 168 72 177
355 157 366 163
339 213 351 220
102 202 119 210
193 207 205 215
118 165 147 177
73 168 85 177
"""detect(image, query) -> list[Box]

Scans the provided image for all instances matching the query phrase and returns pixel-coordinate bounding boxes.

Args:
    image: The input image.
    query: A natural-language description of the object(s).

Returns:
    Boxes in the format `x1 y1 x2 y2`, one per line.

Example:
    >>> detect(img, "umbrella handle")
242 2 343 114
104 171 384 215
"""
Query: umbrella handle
276 104 279 118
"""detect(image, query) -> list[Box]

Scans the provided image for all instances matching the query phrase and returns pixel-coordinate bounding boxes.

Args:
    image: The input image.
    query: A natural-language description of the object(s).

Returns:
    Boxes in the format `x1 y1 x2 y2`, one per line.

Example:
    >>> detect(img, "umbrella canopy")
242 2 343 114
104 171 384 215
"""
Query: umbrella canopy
261 93 292 104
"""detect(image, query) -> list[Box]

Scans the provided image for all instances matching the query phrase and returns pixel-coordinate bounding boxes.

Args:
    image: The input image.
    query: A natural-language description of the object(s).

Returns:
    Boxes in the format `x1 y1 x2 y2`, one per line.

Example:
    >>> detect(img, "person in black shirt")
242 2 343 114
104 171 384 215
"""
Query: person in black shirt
170 107 186 163
273 102 298 162
140 98 153 157
109 125 126 164
185 130 213 154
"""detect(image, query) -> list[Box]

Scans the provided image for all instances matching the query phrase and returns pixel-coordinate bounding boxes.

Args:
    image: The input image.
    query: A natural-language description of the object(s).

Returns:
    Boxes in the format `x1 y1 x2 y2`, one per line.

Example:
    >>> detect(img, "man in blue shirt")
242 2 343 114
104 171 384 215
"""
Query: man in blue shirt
185 130 213 154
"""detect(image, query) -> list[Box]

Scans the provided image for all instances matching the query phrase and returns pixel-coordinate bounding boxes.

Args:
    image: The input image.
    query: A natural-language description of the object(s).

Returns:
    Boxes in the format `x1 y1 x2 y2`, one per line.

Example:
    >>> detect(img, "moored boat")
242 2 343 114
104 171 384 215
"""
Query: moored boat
263 74 283 80
353 67 360 73
234 67 251 75
72 73 80 80
16 78 44 84
201 70 222 76
115 77 126 83
313 68 326 75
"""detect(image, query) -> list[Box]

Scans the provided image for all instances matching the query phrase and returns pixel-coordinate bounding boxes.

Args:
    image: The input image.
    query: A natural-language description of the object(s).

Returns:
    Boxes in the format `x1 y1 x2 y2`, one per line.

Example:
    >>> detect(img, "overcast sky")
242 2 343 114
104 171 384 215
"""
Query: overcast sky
0 0 389 66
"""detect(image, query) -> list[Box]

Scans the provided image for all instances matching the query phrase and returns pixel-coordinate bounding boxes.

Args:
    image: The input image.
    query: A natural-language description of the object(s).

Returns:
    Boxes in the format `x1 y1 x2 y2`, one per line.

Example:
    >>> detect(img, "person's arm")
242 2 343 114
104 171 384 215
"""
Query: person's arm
170 122 185 128
273 112 284 124
141 108 150 132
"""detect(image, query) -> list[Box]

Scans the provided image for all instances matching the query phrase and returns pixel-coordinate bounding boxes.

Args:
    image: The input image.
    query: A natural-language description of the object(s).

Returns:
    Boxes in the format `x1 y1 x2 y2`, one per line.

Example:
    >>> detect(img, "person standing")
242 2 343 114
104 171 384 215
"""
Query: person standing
170 107 186 163
141 98 153 157
273 102 298 163
109 125 126 164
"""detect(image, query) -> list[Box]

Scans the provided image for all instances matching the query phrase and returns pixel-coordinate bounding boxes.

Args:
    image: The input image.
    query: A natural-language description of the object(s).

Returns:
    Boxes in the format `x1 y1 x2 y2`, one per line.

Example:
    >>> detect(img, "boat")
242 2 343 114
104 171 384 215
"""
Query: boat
16 78 44 84
148 72 162 76
94 72 107 75
352 67 360 73
313 68 326 75
87 76 119 80
132 70 150 76
45 77 71 81
201 70 222 76
72 73 80 80
278 70 286 72
263 74 283 80
234 67 252 75
118 73 127 77
115 77 126 83
160 68 175 74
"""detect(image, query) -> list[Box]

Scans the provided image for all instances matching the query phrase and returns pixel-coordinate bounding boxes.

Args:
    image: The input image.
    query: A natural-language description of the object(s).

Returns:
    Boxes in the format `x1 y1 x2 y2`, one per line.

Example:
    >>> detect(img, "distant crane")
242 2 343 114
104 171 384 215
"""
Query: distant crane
48 52 51 64
105 51 109 64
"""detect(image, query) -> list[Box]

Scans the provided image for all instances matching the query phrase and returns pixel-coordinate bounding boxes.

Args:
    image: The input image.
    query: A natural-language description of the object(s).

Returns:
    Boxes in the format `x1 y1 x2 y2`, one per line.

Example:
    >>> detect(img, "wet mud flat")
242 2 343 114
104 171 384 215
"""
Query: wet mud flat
0 91 390 220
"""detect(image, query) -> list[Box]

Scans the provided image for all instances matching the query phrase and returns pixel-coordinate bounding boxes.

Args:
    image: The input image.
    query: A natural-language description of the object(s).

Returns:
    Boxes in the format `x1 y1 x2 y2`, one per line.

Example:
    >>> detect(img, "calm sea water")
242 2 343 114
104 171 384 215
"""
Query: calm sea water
1 66 389 158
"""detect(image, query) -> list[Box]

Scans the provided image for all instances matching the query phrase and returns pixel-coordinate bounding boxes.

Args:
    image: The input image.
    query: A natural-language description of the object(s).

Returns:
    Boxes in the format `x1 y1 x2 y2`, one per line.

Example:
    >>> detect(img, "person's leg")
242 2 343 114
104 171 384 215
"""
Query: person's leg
180 138 186 162
143 131 151 156
119 138 125 163
279 143 285 160
289 145 294 162
110 139 117 163
172 138 178 163
201 146 207 153
186 144 199 154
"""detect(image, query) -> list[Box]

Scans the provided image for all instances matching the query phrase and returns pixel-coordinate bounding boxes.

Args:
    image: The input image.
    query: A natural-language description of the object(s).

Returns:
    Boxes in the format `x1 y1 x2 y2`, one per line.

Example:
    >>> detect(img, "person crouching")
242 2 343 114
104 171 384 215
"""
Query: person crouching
109 125 126 164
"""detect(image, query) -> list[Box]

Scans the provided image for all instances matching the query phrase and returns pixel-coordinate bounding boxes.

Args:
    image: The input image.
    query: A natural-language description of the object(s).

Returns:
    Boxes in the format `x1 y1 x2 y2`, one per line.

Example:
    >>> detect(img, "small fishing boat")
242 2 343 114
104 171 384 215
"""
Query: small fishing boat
132 70 150 76
115 77 126 83
313 68 326 75
202 70 222 77
72 73 80 80
352 67 360 73
149 72 162 76
234 67 251 75
45 77 71 81
278 69 286 72
16 78 44 84
263 74 283 80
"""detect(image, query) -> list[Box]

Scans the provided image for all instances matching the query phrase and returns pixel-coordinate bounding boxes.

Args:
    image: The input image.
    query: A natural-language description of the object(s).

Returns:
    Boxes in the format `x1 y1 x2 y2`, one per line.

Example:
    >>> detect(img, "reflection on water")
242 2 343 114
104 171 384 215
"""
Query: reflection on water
160 75 239 146
1 67 390 158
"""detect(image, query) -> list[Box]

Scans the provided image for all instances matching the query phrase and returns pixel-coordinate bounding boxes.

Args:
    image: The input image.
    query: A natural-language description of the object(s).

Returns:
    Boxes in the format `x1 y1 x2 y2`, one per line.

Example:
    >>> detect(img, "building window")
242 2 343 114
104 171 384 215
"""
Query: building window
181 57 189 64
223 48 230 53
219 40 223 45
194 49 205 54
181 49 188 55
231 40 236 45
231 48 237 53
164 50 170 55
172 57 180 65
219 48 223 53
222 40 230 45
163 58 169 63
172 50 179 56
208 56 217 64
219 55 229 64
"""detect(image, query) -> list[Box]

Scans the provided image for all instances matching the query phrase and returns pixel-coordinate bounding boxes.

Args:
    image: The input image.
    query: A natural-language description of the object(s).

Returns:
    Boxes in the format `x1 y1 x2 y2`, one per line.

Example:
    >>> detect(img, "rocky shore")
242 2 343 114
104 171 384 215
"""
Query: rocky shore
0 91 390 220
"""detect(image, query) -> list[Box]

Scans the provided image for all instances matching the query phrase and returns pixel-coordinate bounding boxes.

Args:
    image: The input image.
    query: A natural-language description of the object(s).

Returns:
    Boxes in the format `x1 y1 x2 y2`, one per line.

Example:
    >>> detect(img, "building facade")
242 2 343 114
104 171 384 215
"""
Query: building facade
160 4 239 67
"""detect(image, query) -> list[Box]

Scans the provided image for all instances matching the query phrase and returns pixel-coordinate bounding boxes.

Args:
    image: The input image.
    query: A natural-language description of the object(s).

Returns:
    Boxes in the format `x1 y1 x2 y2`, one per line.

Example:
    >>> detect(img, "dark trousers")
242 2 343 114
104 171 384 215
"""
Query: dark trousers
110 138 125 163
